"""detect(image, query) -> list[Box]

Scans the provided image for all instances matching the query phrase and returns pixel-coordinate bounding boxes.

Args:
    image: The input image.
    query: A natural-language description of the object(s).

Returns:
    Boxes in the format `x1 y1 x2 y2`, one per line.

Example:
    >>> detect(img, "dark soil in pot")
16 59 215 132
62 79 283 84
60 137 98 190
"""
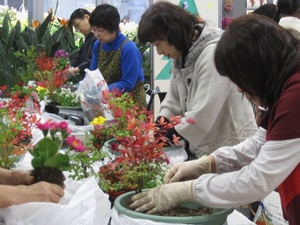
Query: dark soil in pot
31 167 64 187
156 206 212 217
126 193 212 217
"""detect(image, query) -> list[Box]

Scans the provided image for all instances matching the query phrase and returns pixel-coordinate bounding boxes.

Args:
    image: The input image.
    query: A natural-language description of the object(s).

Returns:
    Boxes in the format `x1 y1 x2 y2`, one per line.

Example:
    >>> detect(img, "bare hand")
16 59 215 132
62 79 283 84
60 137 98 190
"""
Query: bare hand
10 170 34 185
14 182 65 205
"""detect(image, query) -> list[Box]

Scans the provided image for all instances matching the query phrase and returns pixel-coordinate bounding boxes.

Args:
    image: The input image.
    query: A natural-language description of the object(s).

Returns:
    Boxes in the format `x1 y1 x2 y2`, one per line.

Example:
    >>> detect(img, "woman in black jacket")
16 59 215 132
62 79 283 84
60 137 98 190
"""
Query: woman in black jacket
63 8 97 81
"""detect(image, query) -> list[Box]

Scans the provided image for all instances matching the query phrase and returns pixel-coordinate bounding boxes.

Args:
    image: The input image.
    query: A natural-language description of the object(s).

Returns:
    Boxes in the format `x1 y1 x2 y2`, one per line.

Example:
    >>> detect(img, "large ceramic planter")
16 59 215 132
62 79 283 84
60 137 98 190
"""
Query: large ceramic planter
113 191 234 224
103 138 188 164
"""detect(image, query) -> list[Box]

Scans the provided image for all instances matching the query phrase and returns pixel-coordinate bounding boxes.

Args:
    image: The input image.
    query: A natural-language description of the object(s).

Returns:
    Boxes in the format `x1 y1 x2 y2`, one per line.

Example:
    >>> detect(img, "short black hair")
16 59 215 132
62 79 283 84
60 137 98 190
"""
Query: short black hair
69 8 91 27
253 3 281 23
277 0 300 16
89 4 120 33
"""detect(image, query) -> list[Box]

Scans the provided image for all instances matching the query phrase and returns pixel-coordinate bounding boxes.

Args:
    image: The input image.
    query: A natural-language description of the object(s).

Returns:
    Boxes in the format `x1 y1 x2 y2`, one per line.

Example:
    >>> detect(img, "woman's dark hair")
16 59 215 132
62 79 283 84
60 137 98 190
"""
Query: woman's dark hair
69 8 91 27
138 1 204 59
253 3 281 23
214 14 300 108
89 4 120 33
277 0 300 16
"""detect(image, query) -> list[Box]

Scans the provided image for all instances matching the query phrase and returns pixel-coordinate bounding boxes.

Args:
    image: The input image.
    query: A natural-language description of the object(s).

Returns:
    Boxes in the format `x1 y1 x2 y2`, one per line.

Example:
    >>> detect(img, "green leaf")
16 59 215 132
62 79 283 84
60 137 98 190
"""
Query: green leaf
43 157 59 168
37 13 52 42
36 138 58 160
31 157 44 168
1 13 10 44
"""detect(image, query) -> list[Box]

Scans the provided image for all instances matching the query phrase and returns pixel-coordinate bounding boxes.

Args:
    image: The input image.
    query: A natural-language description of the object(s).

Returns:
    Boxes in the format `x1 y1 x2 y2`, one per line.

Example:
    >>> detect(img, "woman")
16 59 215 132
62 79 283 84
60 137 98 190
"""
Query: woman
277 0 300 32
137 1 257 159
63 8 96 81
130 13 300 225
89 4 145 108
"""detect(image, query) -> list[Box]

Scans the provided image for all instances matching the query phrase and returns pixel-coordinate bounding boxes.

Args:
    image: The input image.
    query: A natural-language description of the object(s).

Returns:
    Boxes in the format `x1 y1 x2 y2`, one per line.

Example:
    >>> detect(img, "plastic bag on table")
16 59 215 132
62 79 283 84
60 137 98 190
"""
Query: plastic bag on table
0 177 111 225
77 69 113 122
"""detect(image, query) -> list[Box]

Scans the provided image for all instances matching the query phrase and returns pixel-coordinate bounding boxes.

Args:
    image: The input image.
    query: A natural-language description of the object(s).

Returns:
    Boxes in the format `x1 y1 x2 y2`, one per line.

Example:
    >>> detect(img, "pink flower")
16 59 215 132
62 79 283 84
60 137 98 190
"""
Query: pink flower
59 121 68 131
50 122 59 130
222 17 234 30
66 136 85 152
37 122 51 130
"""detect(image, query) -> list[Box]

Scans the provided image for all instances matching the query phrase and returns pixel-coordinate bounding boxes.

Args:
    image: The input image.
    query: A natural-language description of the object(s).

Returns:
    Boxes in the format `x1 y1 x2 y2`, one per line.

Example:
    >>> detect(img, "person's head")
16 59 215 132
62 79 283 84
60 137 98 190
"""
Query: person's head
121 15 130 24
89 4 120 43
214 14 300 109
277 0 300 17
69 8 91 35
138 1 204 59
253 3 281 23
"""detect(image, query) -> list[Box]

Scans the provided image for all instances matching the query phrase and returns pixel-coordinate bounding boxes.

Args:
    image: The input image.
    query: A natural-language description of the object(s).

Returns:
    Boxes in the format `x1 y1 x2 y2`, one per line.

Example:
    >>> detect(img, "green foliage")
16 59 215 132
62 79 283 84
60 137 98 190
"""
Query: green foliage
53 83 81 107
68 135 108 181
0 11 83 88
15 46 38 84
30 136 71 171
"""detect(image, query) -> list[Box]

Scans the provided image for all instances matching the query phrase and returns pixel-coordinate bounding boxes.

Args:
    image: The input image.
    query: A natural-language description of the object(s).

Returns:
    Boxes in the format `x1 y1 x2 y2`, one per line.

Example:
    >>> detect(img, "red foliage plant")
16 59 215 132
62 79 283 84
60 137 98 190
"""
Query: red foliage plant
95 90 195 199
34 50 69 101
0 86 40 169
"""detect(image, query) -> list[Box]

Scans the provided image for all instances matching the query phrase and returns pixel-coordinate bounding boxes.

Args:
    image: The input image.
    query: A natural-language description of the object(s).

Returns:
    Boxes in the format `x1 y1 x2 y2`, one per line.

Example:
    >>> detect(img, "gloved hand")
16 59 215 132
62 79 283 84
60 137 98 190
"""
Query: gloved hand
129 180 195 214
164 155 212 183
61 68 75 80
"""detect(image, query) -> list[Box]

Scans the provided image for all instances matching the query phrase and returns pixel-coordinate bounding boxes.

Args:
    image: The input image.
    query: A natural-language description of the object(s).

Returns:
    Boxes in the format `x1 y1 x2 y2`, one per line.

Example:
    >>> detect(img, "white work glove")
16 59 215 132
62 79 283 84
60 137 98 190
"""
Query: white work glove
164 155 212 183
62 67 75 80
129 180 195 214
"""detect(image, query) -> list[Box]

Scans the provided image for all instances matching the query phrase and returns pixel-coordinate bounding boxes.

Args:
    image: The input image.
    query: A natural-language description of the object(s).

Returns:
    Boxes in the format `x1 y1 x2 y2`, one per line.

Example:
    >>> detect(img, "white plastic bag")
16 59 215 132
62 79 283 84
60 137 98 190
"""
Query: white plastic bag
0 177 111 225
77 69 112 122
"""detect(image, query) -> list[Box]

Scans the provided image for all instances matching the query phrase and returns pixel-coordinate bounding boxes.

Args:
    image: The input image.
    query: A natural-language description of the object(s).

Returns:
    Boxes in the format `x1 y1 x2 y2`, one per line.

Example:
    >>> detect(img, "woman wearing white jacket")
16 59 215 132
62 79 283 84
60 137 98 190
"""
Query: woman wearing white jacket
137 1 258 159
130 13 300 225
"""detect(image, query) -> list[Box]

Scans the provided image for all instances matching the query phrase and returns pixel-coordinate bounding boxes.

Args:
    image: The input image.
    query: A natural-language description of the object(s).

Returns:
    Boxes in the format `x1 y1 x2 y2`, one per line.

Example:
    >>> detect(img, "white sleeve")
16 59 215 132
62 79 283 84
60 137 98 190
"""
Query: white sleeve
211 128 266 174
193 135 300 208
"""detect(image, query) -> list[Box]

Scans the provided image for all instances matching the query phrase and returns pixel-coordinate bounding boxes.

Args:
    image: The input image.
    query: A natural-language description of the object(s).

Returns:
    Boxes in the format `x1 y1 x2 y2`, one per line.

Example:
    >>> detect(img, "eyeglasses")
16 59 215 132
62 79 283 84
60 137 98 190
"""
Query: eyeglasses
74 20 82 31
90 27 106 35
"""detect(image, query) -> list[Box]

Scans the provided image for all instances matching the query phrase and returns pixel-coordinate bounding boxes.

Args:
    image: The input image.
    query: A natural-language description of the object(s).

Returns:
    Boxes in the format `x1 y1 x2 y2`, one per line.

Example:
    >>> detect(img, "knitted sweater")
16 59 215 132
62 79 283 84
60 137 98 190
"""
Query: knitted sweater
159 26 258 158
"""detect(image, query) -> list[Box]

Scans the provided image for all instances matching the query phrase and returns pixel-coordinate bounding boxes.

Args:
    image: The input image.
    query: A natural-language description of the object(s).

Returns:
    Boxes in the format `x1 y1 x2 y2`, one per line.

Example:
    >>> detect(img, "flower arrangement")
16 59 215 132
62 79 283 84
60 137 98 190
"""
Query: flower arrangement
0 85 40 169
29 121 86 186
92 90 188 200
34 49 70 102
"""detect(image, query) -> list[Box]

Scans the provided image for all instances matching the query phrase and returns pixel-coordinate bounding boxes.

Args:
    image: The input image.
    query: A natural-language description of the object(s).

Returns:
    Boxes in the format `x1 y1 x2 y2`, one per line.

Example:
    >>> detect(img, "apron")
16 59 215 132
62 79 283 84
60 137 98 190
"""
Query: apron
97 39 146 108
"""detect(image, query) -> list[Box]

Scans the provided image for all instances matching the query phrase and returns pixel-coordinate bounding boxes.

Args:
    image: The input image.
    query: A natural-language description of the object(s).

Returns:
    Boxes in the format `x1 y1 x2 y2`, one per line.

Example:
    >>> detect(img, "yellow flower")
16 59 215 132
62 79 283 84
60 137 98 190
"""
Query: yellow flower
36 86 48 93
90 116 107 125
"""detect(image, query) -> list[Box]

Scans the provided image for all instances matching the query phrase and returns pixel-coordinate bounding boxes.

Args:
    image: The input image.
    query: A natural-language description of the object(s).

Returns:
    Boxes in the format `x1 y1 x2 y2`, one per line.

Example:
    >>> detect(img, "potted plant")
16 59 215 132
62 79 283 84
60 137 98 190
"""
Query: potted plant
90 90 191 200
113 191 233 224
0 85 40 169
29 120 87 186
34 49 70 103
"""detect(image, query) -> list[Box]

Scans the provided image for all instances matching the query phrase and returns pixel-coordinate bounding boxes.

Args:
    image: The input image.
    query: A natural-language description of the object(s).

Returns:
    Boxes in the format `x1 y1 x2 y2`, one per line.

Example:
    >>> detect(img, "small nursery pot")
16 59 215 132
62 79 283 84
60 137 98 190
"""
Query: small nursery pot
114 191 234 224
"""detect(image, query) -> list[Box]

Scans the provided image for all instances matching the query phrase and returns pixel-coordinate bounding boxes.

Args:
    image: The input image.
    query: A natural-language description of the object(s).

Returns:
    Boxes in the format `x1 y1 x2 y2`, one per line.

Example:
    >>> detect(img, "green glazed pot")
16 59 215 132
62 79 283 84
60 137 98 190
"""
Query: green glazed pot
114 191 234 224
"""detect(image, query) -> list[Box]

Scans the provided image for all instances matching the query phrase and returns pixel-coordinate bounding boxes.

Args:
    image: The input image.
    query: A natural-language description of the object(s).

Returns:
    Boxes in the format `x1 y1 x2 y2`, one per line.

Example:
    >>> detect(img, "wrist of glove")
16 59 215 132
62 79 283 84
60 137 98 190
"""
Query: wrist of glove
164 155 212 183
129 180 195 214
